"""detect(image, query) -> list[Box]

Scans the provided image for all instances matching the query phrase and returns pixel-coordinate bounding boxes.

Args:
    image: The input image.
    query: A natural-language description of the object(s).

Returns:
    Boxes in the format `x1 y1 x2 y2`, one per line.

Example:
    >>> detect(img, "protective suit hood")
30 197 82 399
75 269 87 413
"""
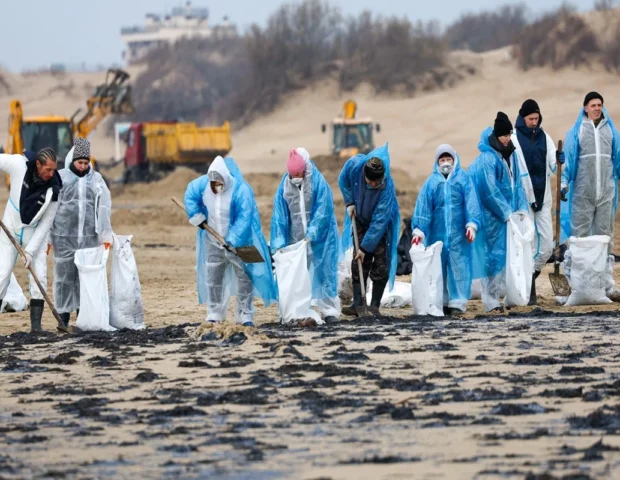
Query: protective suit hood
208 156 234 193
434 144 460 176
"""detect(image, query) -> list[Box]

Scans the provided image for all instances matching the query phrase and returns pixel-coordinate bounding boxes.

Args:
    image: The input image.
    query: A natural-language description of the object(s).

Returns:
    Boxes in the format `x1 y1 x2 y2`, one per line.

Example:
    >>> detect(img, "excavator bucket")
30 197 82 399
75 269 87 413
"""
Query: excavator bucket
72 69 134 138
101 68 134 114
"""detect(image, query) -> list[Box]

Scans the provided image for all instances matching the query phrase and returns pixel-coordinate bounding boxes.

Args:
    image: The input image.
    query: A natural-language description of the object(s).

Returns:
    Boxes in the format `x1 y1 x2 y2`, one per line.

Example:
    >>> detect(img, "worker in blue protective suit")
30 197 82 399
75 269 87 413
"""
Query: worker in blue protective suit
183 156 276 326
469 112 529 312
270 147 340 324
560 92 620 296
411 144 482 315
339 143 400 316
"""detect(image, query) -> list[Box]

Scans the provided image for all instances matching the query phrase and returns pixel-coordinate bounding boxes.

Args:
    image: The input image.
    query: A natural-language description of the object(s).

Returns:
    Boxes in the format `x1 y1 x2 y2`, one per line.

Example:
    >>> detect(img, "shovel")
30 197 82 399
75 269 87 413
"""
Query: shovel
0 219 81 334
548 140 571 297
171 196 265 264
351 214 380 317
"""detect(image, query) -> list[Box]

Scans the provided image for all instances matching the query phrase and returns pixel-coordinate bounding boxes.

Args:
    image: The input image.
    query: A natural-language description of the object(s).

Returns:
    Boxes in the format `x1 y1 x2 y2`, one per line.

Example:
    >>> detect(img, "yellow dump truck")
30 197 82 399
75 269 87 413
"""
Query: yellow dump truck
121 120 232 183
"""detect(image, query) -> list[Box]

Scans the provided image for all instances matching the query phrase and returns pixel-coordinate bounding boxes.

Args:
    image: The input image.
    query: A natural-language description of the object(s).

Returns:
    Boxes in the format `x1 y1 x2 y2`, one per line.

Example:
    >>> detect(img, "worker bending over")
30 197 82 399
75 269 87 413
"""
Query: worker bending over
184 156 276 326
0 148 62 330
271 148 340 324
339 143 400 316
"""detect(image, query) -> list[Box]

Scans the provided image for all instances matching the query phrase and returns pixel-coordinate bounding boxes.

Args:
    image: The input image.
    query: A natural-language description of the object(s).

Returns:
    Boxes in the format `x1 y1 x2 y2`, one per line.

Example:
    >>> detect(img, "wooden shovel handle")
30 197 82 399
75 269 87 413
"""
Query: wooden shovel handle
350 214 367 299
171 196 229 249
554 140 563 268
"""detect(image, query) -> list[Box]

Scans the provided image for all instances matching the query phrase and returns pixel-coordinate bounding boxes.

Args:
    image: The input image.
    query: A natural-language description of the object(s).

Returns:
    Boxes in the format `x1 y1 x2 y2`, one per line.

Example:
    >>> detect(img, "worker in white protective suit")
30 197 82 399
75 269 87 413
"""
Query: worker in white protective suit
511 99 561 305
270 148 341 325
49 137 113 329
184 156 276 326
560 92 620 296
0 148 62 331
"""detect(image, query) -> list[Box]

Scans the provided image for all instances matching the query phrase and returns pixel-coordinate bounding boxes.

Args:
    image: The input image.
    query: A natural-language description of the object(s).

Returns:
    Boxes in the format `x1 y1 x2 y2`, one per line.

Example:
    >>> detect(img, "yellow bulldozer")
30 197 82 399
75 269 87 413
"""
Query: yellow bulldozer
321 100 380 158
4 68 133 185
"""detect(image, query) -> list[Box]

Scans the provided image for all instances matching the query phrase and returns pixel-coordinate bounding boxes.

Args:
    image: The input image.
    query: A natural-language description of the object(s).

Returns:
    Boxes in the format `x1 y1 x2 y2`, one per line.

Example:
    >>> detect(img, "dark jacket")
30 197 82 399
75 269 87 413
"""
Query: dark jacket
515 115 547 211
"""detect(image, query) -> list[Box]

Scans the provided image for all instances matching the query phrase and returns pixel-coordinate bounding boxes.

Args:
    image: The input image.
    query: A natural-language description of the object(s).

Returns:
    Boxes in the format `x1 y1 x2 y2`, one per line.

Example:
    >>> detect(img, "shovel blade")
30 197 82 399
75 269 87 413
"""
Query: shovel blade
356 305 380 318
236 246 265 264
56 325 83 334
548 272 571 297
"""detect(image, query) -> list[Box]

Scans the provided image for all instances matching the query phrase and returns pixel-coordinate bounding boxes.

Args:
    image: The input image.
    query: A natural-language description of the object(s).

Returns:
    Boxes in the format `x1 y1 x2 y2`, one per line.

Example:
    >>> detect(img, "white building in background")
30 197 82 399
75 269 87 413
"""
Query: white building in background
120 1 237 64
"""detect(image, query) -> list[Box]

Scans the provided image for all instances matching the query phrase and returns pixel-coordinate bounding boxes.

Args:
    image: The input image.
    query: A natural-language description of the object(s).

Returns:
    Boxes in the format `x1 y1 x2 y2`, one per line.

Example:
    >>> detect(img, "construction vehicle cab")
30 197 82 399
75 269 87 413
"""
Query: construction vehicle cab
321 100 380 158
4 69 133 186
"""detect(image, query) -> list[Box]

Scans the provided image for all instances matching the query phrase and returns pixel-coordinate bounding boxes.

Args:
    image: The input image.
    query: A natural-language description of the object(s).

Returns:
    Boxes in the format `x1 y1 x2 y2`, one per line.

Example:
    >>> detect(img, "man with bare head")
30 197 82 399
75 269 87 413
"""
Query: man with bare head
561 92 620 294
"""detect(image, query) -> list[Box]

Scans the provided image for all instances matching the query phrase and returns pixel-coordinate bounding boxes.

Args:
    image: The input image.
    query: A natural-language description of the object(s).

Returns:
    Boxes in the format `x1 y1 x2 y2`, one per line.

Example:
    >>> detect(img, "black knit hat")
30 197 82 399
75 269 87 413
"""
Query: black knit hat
583 91 604 106
493 111 513 137
519 99 541 119
72 137 90 161
364 157 385 181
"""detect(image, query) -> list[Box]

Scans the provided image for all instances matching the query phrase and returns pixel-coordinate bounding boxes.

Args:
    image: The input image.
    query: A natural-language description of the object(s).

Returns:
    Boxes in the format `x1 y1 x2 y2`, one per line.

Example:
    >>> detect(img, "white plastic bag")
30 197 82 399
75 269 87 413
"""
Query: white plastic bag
409 241 444 316
504 214 535 307
74 246 115 332
366 281 412 308
273 240 322 325
1 274 28 313
337 247 354 301
564 235 612 307
109 234 145 330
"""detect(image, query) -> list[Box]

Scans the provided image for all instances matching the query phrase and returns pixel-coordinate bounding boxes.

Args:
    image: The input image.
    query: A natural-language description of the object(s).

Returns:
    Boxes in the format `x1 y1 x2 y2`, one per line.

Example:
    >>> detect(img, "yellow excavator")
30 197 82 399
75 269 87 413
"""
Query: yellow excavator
321 100 380 158
4 68 133 186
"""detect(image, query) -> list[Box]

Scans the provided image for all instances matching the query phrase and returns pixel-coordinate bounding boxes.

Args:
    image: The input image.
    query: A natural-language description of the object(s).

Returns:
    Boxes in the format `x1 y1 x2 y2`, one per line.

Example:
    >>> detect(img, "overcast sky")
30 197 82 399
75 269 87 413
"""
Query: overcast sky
0 0 599 72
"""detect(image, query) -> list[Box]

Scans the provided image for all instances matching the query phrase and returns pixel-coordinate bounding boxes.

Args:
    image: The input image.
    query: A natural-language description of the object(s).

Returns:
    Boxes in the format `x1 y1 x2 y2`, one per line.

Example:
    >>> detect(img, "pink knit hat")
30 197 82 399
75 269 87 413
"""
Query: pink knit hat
287 149 306 176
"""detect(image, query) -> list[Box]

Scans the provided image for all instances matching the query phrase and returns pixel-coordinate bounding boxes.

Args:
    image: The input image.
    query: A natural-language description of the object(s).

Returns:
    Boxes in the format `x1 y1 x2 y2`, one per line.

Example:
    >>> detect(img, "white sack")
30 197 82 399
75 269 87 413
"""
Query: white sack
75 246 115 332
504 214 535 307
109 234 145 330
274 240 322 325
409 241 444 316
337 247 354 301
1 274 28 313
564 235 612 307
366 281 412 308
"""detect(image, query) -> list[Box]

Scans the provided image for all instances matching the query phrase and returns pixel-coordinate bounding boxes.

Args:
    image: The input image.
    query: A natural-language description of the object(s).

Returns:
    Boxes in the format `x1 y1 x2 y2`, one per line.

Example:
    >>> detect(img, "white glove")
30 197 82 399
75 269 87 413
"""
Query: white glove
354 249 365 262
347 205 356 218
23 252 33 269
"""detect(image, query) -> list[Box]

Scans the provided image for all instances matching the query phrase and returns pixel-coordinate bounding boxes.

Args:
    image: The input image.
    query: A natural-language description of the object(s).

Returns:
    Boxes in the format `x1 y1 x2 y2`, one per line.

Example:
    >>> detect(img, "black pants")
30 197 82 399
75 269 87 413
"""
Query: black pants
351 223 389 288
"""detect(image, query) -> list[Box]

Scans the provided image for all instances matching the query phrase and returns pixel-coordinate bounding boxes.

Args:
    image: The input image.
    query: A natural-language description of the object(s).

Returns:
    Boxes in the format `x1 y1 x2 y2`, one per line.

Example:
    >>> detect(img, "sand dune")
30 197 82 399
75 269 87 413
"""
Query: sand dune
230 47 620 180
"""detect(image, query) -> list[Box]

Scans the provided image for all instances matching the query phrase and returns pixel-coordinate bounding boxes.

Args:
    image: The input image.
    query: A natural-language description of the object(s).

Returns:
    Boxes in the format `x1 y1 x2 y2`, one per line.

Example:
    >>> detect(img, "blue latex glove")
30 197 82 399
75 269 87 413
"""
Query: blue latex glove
556 150 565 164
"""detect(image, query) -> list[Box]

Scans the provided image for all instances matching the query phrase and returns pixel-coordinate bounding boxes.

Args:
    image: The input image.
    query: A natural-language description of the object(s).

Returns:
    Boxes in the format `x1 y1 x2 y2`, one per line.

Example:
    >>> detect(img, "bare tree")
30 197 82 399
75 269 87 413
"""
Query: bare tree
444 3 528 52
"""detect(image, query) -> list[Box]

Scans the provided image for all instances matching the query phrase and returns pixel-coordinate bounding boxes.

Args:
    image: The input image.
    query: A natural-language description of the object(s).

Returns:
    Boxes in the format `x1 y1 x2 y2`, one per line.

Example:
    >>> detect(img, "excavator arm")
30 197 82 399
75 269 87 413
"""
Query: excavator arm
71 68 134 139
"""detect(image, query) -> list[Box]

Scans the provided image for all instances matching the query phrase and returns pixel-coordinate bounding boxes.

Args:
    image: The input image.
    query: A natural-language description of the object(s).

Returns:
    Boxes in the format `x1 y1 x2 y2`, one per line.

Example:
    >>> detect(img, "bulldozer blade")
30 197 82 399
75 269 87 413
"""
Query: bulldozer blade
235 246 265 264
548 272 571 297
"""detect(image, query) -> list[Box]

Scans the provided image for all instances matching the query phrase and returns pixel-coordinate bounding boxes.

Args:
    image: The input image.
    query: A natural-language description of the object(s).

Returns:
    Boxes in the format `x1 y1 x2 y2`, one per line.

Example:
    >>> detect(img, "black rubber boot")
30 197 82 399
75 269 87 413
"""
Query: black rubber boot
30 299 44 333
59 313 70 328
370 281 386 309
324 316 339 325
342 284 363 316
528 271 541 306
443 306 453 316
